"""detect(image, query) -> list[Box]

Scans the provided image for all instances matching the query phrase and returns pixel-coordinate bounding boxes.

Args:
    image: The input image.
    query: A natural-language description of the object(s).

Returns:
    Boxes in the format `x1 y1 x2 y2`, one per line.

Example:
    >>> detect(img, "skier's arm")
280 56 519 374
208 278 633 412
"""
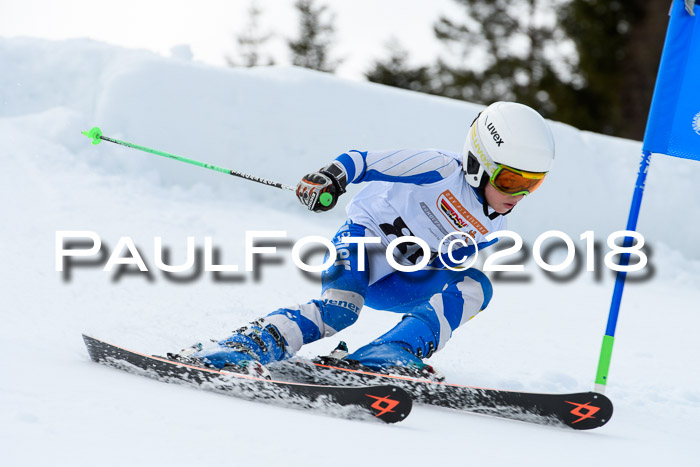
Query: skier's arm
334 149 461 185
296 149 460 212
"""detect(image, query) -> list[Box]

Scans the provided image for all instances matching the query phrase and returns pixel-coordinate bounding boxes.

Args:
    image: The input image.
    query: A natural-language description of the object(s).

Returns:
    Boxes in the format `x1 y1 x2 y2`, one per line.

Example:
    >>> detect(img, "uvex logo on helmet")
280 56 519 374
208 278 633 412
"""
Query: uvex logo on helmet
484 116 505 146
470 125 498 174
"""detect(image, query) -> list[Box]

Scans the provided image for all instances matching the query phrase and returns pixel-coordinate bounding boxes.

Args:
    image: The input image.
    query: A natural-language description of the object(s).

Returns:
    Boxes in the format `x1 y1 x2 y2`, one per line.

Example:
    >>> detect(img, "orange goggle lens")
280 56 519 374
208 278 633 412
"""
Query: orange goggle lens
491 165 547 195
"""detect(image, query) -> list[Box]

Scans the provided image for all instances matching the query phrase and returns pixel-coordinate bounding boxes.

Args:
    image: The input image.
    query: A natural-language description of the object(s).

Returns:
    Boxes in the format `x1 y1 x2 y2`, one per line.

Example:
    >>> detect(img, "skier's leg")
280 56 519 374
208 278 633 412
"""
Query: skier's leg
263 222 370 353
346 267 493 371
191 221 370 368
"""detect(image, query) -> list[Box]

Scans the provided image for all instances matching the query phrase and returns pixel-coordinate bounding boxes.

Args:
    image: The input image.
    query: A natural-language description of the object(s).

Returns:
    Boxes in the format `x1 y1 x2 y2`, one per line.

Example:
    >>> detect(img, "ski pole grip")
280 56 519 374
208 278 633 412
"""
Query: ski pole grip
82 127 103 145
319 192 333 207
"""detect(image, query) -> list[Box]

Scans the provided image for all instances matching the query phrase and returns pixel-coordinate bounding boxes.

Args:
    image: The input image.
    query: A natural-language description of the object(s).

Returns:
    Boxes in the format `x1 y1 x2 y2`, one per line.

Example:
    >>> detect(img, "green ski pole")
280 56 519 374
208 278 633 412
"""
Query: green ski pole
81 126 335 208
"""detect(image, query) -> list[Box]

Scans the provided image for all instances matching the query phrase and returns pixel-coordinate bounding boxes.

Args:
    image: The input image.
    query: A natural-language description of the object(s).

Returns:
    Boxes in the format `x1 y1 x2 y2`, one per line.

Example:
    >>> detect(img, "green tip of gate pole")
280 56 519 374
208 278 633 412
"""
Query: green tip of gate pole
320 192 333 207
82 126 103 145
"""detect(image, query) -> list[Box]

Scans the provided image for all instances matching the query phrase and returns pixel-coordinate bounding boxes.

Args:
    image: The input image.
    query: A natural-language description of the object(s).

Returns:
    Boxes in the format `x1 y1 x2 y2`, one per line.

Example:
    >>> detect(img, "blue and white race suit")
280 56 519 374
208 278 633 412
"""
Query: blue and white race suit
260 149 507 368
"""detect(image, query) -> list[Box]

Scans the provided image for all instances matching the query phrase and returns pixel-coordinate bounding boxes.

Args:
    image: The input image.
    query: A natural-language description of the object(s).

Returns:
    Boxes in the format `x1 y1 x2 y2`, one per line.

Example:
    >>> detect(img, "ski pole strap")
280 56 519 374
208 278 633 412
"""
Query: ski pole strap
81 126 294 192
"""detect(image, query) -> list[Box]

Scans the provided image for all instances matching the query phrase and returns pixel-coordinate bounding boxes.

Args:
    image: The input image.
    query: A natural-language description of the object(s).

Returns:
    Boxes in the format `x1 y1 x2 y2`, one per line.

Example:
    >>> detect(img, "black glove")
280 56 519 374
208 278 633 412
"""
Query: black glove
296 161 348 212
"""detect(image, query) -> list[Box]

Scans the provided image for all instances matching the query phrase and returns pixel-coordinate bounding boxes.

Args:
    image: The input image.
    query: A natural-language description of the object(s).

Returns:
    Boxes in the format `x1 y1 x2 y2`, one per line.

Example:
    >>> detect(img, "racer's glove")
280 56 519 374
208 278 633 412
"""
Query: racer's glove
296 161 348 212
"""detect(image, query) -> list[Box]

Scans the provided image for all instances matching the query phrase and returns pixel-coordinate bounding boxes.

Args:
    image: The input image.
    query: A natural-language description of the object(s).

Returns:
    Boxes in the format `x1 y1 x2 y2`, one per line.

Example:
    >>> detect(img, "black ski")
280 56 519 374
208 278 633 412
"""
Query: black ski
82 335 412 424
270 357 613 430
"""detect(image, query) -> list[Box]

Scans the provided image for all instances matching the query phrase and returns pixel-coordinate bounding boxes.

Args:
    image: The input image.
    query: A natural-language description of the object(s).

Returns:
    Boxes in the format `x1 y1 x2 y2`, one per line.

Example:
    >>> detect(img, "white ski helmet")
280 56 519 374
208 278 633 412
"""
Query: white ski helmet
463 102 555 214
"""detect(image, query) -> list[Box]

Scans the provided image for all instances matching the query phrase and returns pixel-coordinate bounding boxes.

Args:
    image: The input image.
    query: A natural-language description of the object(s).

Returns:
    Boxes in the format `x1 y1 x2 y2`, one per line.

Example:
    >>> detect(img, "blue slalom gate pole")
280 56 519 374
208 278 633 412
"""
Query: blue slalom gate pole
594 151 651 393
593 0 700 394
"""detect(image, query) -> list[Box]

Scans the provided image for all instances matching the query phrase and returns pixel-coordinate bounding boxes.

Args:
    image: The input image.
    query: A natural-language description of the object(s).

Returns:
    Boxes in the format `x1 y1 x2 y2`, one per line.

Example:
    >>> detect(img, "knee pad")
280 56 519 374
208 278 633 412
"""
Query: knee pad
314 288 364 334
263 288 364 355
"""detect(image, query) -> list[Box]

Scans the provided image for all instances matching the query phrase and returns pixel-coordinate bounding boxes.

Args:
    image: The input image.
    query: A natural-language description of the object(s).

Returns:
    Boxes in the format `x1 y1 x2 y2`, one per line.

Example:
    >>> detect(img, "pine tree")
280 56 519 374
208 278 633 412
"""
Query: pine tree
361 0 667 139
433 0 667 138
288 0 340 73
227 1 275 67
558 0 667 138
365 39 438 94
432 0 573 118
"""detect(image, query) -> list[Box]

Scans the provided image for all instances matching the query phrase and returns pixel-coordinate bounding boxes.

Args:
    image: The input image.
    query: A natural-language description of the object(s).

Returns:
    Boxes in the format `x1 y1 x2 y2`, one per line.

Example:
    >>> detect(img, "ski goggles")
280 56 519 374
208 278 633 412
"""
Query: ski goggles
490 165 547 196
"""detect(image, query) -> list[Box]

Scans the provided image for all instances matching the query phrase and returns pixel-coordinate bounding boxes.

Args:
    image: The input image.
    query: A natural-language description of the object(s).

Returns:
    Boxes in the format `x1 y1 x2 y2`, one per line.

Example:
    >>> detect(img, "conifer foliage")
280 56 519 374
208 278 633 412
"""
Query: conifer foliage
288 0 340 73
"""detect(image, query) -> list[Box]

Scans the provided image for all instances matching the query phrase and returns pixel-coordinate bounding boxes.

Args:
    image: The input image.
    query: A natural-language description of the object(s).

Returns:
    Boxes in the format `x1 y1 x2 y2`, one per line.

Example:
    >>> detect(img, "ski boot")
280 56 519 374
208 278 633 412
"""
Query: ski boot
318 341 445 382
168 321 288 380
337 313 446 381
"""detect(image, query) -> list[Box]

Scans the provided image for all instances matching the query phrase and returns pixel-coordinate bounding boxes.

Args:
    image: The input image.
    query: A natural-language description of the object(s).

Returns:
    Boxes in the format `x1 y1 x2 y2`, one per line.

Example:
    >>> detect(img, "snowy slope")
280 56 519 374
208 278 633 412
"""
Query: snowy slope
2 37 699 466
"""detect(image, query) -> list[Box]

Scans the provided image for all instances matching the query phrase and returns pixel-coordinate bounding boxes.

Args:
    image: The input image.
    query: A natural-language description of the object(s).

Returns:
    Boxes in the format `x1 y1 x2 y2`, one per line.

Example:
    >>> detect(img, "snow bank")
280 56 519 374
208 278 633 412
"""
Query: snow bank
3 37 698 261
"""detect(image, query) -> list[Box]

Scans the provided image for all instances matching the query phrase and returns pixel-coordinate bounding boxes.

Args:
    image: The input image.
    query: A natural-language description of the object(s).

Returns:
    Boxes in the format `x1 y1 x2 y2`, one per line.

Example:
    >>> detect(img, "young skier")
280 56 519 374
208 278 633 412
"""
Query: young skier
173 101 556 377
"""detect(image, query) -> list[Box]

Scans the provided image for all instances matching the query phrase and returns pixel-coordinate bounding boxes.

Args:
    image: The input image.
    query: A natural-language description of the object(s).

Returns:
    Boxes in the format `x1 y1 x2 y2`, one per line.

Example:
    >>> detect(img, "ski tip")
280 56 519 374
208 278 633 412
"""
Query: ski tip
363 385 413 424
562 391 614 430
82 126 103 145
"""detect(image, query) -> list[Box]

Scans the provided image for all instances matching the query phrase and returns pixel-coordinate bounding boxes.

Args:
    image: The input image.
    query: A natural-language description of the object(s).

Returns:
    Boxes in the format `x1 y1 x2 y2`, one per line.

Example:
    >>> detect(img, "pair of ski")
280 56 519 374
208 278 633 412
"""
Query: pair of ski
83 334 613 429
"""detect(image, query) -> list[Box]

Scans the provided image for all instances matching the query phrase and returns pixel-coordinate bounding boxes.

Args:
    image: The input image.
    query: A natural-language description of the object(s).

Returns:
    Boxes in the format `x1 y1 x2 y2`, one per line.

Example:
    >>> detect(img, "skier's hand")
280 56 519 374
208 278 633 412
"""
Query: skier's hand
296 161 348 212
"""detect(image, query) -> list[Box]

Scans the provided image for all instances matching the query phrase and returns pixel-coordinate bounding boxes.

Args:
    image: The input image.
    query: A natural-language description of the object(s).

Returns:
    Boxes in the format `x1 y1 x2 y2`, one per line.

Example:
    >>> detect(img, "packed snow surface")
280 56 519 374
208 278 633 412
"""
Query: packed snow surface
2 38 699 466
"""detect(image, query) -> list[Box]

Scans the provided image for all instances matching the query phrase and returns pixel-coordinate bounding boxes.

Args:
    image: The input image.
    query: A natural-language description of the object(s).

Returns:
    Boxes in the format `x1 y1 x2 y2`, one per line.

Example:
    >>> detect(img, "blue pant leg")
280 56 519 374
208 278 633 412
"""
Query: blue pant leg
317 221 370 332
262 221 370 355
347 268 493 369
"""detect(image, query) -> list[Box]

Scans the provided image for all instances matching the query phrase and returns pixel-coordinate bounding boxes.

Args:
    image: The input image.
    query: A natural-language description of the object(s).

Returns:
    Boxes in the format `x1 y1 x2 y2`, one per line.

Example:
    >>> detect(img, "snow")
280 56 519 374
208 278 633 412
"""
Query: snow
2 37 699 466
